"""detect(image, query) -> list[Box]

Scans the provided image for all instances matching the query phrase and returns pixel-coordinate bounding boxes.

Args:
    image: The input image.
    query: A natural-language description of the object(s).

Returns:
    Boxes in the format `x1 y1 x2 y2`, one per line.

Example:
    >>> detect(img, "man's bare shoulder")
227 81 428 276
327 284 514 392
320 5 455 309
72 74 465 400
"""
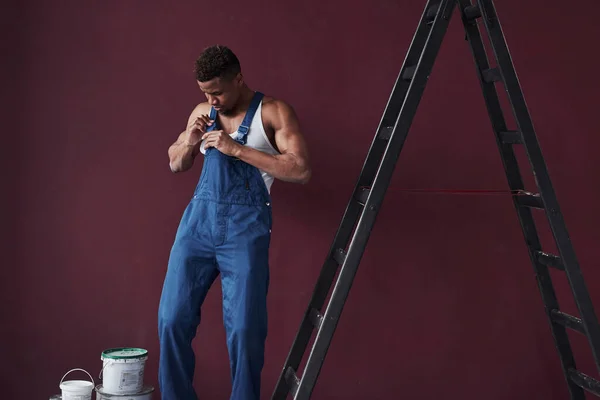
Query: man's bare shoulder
183 102 211 127
189 102 212 118
260 95 299 126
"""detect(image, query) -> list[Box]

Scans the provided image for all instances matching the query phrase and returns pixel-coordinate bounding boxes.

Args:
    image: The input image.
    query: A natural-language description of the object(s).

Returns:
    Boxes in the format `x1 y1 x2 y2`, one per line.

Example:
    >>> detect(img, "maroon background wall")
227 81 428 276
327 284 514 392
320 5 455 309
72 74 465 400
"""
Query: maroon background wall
4 0 600 399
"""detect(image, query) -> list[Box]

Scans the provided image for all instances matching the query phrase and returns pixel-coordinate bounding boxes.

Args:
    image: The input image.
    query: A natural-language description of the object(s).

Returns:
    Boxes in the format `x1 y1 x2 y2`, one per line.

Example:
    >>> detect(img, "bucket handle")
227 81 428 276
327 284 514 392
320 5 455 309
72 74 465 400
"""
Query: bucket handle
60 368 95 387
98 361 114 381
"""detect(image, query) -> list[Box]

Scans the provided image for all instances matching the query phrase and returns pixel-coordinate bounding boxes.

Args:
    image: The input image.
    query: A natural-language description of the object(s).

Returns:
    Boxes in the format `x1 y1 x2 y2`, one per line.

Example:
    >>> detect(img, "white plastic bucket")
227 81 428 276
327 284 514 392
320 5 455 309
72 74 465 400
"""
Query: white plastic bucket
95 384 154 399
59 368 94 400
100 348 148 395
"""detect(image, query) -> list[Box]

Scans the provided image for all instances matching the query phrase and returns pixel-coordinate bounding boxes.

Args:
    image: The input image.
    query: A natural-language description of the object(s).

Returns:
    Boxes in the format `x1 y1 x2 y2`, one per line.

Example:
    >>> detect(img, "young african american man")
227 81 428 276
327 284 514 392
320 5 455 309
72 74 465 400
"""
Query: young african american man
158 45 311 400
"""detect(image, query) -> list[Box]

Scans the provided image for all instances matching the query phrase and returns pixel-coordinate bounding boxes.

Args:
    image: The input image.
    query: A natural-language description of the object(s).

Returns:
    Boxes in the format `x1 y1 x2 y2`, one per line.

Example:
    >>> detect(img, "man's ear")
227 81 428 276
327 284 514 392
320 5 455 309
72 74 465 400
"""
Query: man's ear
235 73 244 87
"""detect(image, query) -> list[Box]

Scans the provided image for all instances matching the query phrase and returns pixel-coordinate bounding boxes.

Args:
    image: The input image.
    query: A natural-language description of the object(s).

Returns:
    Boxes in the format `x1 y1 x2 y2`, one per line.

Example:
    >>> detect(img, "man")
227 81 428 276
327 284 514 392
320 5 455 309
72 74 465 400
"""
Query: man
158 45 311 400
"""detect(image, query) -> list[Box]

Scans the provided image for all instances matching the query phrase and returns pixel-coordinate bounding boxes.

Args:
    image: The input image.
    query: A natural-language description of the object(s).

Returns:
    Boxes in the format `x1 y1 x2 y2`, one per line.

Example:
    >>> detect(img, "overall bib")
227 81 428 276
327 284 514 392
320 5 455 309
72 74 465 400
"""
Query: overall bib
158 92 272 400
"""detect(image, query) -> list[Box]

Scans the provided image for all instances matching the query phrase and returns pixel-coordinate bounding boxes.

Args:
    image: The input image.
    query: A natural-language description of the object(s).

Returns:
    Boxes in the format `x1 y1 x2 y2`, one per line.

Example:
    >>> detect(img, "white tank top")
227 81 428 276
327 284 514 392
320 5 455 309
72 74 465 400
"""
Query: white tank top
199 100 280 193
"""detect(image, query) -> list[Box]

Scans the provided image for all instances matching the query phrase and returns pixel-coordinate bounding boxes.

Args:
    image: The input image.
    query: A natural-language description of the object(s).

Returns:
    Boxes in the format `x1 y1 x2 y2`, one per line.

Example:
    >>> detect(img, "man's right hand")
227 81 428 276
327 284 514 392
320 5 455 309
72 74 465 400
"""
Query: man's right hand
185 114 214 146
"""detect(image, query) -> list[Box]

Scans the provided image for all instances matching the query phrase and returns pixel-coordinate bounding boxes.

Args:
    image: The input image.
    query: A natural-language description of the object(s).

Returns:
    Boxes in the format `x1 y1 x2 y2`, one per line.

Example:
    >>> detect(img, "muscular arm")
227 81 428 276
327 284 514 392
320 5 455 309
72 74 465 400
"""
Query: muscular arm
168 131 199 173
168 104 210 173
233 100 311 184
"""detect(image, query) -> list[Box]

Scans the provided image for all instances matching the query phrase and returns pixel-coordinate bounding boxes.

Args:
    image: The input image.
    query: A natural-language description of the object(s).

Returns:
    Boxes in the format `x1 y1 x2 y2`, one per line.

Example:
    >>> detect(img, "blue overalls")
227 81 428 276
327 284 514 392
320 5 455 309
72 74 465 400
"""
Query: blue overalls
158 92 272 400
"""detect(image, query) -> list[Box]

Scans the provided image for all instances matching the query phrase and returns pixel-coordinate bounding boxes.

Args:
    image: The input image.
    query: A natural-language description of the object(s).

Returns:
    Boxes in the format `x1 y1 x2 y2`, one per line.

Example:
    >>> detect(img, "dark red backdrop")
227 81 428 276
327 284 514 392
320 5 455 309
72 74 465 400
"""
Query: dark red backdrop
4 0 600 399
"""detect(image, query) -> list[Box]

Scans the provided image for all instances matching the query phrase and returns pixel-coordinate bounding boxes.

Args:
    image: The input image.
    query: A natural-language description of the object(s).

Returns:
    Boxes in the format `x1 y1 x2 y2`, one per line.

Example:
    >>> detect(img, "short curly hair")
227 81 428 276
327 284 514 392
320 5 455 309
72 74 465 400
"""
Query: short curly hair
194 45 241 82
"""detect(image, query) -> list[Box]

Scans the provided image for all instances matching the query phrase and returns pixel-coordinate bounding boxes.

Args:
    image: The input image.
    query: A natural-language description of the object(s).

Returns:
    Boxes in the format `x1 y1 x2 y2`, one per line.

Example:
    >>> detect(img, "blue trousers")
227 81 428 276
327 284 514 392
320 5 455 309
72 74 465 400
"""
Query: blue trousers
158 144 273 400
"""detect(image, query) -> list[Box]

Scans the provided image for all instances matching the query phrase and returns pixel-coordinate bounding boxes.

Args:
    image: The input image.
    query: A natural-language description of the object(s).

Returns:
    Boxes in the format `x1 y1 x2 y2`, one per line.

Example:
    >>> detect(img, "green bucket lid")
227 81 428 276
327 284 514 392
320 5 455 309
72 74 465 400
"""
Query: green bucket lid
101 347 148 360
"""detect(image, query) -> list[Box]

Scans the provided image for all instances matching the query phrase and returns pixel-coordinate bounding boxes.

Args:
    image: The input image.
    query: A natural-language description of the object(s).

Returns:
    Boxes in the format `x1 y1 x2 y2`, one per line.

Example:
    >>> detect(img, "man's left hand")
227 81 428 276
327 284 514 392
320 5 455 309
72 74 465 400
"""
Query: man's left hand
202 130 242 157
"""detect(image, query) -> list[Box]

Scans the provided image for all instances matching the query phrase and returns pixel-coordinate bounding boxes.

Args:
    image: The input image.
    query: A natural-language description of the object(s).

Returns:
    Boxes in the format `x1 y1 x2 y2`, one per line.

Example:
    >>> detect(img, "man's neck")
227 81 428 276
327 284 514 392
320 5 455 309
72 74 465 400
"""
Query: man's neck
226 86 255 117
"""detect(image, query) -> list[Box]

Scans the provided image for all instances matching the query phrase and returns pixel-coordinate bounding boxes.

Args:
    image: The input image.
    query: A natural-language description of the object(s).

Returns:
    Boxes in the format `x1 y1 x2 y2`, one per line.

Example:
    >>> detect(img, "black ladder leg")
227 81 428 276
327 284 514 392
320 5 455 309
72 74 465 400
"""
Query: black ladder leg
459 0 600 398
270 1 457 399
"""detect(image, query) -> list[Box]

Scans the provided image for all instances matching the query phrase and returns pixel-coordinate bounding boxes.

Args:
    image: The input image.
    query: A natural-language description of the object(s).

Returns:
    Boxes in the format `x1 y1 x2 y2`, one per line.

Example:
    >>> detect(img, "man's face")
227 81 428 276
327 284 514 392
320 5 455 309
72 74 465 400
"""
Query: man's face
197 74 242 115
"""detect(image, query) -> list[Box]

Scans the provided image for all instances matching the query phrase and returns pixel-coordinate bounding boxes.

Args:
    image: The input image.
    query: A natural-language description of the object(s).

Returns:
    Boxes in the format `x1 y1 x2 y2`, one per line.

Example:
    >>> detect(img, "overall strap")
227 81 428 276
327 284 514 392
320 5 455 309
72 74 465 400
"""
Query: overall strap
207 106 219 131
236 91 264 145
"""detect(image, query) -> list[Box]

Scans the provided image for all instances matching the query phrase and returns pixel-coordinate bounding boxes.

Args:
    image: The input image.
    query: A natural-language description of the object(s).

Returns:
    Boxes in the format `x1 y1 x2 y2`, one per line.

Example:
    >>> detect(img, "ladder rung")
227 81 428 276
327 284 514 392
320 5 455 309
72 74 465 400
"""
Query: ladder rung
379 126 394 140
464 5 481 21
309 308 323 329
402 65 416 81
355 187 370 205
499 130 522 144
482 67 502 83
516 192 544 209
284 367 300 397
535 251 564 271
568 369 600 397
551 310 585 334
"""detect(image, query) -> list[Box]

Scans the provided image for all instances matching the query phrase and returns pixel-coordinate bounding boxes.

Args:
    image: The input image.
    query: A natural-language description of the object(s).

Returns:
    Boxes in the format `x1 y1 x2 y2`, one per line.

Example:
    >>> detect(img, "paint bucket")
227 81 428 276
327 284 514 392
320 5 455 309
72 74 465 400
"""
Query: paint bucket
59 368 94 400
100 348 148 395
94 384 154 400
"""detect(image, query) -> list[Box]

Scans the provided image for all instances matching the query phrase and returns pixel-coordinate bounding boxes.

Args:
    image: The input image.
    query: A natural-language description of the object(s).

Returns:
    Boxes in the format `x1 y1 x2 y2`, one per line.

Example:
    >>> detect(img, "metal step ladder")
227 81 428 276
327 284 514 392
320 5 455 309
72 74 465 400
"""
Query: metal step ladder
270 1 600 398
